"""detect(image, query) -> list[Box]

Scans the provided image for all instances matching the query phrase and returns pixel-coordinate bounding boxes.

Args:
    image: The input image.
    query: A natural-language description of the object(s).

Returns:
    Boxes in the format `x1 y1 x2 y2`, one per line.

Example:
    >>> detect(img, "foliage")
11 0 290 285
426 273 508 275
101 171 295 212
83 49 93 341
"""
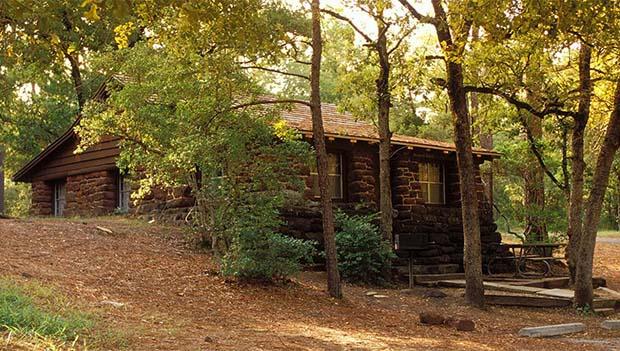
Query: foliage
78 2 314 282
334 211 395 285
4 181 31 218
0 0 131 175
222 231 315 281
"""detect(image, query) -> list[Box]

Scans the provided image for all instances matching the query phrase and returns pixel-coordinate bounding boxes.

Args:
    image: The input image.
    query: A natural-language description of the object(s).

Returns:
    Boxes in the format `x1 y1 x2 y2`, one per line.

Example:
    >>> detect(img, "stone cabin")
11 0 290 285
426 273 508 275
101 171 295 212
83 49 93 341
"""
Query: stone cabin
13 102 501 274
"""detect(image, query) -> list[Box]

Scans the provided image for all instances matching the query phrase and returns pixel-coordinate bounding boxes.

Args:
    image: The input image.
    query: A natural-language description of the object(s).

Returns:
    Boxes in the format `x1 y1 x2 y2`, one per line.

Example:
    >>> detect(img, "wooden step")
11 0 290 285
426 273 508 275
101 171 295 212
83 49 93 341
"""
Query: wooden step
485 293 571 308
412 273 465 283
593 298 617 309
438 280 547 294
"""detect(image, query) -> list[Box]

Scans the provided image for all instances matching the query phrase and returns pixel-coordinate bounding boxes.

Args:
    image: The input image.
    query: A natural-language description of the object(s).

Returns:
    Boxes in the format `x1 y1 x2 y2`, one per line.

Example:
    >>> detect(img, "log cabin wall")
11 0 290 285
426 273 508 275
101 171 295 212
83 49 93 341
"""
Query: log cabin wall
26 136 120 183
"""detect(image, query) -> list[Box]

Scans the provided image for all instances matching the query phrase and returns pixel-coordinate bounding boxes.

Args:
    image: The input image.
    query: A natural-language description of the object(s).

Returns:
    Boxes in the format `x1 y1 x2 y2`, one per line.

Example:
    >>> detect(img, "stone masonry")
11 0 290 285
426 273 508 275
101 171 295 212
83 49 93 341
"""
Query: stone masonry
64 171 117 217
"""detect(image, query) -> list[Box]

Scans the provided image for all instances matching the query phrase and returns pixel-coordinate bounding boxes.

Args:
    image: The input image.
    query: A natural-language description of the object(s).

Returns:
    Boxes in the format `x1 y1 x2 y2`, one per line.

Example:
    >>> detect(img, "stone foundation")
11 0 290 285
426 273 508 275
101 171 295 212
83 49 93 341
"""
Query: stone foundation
132 185 195 224
31 181 53 216
64 171 117 217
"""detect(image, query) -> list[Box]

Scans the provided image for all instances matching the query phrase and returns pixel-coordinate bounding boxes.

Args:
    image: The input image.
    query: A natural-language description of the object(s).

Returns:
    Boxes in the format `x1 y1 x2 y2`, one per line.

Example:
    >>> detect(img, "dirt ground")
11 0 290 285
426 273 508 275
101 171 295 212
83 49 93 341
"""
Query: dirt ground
1 218 620 351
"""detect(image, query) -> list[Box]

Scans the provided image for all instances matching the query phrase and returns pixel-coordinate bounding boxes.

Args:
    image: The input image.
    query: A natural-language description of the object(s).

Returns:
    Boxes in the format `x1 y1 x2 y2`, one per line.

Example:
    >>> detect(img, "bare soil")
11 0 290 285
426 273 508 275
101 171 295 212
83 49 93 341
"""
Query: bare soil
1 217 619 350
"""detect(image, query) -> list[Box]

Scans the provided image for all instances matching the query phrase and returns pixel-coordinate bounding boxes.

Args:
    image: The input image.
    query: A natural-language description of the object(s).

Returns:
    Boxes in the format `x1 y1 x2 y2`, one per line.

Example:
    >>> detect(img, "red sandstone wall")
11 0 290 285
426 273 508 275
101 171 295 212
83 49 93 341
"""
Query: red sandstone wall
31 181 53 216
390 149 500 274
132 185 195 223
64 171 118 217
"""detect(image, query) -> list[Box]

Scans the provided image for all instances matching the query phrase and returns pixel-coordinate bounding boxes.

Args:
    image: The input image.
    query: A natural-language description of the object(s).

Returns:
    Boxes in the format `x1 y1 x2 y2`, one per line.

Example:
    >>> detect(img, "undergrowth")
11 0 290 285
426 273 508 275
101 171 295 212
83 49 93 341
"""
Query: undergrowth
0 277 126 350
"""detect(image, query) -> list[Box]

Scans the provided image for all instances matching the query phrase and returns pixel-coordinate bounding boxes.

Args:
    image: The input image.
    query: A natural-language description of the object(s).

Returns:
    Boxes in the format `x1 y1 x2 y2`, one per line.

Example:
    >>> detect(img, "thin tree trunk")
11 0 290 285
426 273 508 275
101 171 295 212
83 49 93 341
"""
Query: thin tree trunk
430 0 484 308
376 21 393 245
616 176 620 230
310 0 341 299
60 11 85 111
523 109 547 242
0 146 4 215
469 26 494 204
574 79 620 307
567 44 592 283
66 52 85 112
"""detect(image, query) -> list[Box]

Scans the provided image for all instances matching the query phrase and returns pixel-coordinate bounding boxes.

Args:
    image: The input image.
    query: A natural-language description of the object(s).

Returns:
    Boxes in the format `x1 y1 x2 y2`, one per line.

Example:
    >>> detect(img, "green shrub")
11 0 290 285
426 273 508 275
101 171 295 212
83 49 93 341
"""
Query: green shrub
335 211 395 284
221 230 315 282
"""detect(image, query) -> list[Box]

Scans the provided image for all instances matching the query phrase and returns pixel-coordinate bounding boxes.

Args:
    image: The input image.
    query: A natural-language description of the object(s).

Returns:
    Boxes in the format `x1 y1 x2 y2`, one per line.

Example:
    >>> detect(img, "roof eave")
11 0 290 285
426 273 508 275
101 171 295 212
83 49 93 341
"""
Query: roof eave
11 120 79 183
301 131 501 159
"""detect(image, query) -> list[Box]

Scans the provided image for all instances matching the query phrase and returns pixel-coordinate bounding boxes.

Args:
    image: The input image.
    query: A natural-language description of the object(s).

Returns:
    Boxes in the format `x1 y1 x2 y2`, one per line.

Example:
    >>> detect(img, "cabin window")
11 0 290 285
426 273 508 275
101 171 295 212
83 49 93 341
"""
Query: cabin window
53 181 66 217
118 174 131 213
419 162 445 204
310 153 343 199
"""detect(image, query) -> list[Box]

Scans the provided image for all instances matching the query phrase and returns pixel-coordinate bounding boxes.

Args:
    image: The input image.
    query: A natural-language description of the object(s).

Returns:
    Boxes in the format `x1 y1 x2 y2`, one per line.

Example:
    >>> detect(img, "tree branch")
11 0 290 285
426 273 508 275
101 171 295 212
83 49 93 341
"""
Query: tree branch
397 0 437 24
388 26 415 55
463 85 578 118
425 55 445 61
240 65 309 80
230 99 312 110
320 9 374 43
519 113 567 192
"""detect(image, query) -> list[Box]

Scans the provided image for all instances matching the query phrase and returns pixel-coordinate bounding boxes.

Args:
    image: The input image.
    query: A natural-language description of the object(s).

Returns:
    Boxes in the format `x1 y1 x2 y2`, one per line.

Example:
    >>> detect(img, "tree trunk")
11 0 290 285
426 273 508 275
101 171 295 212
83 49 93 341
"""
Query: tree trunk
0 146 4 215
469 27 494 205
574 79 620 307
60 11 85 111
310 0 342 299
376 21 393 245
616 175 620 230
523 110 547 242
470 75 494 204
567 44 592 283
431 0 484 308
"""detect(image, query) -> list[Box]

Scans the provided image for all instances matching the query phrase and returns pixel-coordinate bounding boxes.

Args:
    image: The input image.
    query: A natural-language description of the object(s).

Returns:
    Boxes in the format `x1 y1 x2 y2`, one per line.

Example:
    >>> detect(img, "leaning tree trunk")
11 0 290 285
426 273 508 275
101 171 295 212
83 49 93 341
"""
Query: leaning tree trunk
431 0 484 308
574 79 620 307
376 22 393 245
310 0 342 299
567 44 592 283
523 110 547 242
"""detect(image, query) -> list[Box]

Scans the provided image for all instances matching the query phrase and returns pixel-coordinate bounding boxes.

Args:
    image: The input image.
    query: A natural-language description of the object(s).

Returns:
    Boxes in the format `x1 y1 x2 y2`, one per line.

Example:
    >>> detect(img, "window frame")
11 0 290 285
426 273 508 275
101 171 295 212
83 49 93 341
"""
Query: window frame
418 162 446 205
309 152 344 200
117 173 131 213
53 181 66 217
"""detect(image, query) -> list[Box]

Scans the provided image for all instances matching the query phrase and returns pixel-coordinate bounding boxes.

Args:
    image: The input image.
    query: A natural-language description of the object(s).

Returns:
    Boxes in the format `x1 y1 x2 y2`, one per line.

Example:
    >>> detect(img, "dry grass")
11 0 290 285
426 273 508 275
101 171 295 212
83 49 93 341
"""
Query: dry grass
1 217 619 350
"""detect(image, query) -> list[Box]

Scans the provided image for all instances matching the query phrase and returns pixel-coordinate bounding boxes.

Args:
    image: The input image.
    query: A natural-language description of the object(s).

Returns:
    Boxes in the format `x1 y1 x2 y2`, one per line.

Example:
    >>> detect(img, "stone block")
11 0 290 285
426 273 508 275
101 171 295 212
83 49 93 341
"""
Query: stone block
601 320 620 330
518 323 585 338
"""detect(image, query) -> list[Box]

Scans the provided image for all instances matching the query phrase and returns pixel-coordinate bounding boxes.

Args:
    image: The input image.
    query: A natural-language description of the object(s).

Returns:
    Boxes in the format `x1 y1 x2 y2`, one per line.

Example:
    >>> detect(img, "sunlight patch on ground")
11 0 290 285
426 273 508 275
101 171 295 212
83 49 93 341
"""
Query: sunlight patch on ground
273 321 497 350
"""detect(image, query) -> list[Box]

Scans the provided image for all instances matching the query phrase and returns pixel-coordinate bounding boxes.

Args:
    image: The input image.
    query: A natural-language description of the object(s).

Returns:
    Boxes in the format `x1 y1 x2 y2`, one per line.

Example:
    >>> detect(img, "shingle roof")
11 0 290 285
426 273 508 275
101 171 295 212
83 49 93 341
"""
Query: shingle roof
280 102 500 157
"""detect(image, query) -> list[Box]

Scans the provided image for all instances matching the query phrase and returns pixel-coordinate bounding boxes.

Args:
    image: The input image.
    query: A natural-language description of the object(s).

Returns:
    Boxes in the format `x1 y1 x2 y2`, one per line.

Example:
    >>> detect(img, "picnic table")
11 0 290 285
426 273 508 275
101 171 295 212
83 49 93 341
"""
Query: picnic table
487 242 564 277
